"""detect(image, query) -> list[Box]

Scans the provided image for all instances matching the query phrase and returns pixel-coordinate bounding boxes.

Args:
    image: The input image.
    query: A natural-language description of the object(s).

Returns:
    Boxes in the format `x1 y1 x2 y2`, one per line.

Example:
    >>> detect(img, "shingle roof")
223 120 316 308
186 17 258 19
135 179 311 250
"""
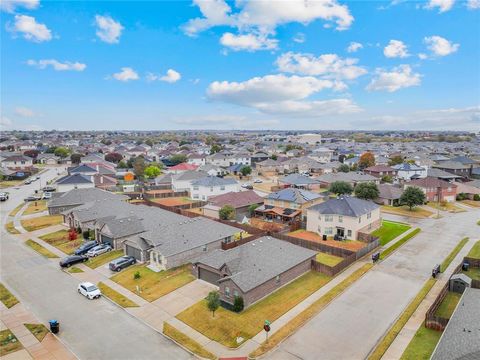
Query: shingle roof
266 188 323 204
191 176 237 187
280 174 320 185
431 288 480 360
378 184 403 200
308 196 379 217
392 163 425 171
407 176 457 189
56 173 93 185
194 236 316 292
209 190 263 208
48 188 128 208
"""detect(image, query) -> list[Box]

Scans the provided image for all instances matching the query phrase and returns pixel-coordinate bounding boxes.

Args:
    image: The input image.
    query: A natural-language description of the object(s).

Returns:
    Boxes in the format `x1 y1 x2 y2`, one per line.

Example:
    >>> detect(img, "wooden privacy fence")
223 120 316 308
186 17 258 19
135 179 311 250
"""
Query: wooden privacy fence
221 233 268 250
311 253 357 277
144 190 188 199
273 232 355 257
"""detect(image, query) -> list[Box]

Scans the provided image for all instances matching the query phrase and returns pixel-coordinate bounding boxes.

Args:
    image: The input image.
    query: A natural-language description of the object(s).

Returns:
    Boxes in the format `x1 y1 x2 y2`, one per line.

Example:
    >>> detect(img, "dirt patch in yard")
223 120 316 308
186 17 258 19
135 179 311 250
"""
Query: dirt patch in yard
288 230 366 251
151 197 193 207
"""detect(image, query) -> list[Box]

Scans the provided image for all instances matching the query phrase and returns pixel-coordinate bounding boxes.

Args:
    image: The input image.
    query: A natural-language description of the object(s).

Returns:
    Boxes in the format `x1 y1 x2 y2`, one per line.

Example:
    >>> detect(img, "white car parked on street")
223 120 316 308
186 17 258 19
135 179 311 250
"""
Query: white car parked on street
86 244 112 257
77 282 101 300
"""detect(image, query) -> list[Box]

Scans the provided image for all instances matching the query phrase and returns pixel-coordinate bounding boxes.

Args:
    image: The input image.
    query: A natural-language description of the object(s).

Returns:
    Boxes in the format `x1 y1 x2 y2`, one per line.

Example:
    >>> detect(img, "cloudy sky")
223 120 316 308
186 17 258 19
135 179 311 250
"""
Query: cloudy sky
1 0 479 131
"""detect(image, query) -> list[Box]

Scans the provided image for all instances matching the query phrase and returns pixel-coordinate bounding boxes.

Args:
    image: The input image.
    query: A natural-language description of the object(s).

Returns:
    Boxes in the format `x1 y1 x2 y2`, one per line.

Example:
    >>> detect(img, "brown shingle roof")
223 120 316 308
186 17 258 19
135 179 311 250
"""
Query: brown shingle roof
209 190 263 209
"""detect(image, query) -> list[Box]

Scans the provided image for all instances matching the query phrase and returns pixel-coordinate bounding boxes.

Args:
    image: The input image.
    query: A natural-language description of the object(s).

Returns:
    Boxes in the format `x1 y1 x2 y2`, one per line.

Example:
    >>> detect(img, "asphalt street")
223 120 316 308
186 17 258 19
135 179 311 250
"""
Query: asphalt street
0 167 192 360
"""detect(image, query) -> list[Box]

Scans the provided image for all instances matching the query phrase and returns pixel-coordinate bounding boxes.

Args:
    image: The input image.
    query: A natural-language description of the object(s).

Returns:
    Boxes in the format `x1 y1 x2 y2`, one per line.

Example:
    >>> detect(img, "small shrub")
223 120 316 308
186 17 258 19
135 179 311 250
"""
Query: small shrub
133 271 141 280
76 226 82 234
456 193 467 201
233 295 244 312
474 194 480 201
82 230 90 239
68 229 78 240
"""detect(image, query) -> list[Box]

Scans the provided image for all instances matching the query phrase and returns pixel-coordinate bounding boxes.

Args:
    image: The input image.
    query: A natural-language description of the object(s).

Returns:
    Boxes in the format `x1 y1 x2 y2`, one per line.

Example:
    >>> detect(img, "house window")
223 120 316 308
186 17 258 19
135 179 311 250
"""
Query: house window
225 287 230 298
338 215 343 223
367 212 371 219
193 194 199 199
347 229 352 237
358 216 362 223
317 226 321 233
275 275 280 284
193 186 199 190
318 214 322 221
325 215 333 222
210 187 214 192
220 186 225 190
325 227 333 235
234 290 239 297
202 245 207 252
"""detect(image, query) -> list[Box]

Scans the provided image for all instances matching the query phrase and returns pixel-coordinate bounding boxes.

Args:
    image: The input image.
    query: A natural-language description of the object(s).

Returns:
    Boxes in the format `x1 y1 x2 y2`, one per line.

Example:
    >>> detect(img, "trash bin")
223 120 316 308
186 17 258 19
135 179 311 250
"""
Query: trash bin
322 235 327 241
49 320 59 334
463 262 470 271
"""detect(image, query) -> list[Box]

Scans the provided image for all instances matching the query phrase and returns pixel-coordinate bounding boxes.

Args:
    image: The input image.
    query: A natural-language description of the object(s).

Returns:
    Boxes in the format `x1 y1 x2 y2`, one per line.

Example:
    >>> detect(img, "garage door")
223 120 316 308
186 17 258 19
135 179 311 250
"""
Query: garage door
126 245 142 261
199 268 221 285
101 235 114 248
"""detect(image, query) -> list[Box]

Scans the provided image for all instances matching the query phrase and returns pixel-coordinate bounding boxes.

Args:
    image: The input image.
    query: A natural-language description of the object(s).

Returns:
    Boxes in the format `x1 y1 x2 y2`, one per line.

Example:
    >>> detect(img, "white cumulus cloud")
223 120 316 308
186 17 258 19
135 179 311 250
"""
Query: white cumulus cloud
111 67 139 81
220 32 278 51
0 0 39 13
26 59 86 71
276 52 367 81
147 69 181 83
383 40 409 58
366 65 421 92
424 35 459 56
425 0 455 12
14 107 35 117
293 32 305 43
347 42 363 53
467 0 480 9
207 74 361 117
95 15 123 44
10 14 51 42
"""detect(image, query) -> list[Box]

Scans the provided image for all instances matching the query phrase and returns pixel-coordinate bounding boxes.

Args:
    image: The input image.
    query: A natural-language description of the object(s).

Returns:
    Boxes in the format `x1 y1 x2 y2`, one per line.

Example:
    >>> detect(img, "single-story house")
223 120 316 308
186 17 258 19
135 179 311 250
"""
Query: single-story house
375 184 403 206
205 190 263 221
278 174 321 190
317 172 379 188
55 173 94 192
306 196 381 240
37 153 60 165
192 236 317 309
364 165 398 178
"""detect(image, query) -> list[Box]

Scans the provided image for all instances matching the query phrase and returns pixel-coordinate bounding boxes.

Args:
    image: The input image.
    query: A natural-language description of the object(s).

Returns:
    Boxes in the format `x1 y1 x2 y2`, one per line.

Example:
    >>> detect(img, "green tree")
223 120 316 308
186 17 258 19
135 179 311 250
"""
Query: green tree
329 181 353 195
240 166 252 176
219 205 235 220
210 144 222 154
133 157 146 178
144 165 161 179
70 153 82 164
117 160 128 169
354 182 380 200
169 154 188 165
271 154 278 160
145 139 154 147
338 164 350 173
233 296 244 313
206 291 220 318
381 175 393 183
54 147 70 158
388 155 403 166
248 204 259 216
400 187 426 210
358 152 375 170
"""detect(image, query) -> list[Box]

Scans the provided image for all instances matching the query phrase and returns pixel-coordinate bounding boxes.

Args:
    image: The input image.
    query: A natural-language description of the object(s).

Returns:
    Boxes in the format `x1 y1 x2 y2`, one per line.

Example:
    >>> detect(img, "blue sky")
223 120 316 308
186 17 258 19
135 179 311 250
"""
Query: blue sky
1 0 479 131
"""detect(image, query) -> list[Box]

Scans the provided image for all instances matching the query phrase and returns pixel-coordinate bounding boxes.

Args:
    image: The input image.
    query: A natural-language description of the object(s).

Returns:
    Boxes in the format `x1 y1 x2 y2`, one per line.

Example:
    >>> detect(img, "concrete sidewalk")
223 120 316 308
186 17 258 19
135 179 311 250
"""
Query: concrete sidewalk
380 237 476 360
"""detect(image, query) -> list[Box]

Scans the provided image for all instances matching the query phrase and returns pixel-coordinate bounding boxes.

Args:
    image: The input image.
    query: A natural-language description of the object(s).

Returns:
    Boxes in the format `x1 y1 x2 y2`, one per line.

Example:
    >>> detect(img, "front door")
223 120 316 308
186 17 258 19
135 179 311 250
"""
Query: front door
336 227 345 237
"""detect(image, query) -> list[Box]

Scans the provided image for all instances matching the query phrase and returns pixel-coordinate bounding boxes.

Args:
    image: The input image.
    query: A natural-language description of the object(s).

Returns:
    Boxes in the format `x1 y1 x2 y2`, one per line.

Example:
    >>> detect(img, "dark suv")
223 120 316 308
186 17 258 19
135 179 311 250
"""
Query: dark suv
74 241 97 255
109 256 136 272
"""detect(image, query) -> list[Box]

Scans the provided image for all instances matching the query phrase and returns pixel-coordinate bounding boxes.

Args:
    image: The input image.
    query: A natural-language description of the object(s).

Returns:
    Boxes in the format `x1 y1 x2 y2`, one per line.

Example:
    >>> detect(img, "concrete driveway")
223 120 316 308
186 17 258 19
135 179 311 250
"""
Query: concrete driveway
1 168 193 360
270 208 480 360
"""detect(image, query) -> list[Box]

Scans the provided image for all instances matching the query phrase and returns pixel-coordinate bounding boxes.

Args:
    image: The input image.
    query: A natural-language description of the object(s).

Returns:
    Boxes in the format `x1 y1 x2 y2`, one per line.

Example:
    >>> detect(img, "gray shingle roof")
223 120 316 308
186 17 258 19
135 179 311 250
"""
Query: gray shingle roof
56 173 93 185
280 174 320 185
48 188 128 208
191 176 237 187
194 236 316 292
308 196 379 217
267 188 323 204
431 288 480 360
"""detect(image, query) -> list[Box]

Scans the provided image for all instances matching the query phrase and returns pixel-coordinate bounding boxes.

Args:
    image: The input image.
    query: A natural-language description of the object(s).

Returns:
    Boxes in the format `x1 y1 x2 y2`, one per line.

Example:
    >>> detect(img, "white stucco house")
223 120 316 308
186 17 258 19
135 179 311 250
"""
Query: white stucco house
189 176 239 201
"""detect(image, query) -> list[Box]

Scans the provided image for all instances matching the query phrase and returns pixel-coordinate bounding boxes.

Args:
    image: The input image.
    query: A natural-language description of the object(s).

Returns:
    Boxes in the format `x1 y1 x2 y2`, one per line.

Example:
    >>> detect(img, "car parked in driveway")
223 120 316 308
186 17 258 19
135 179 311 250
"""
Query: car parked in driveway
253 179 263 183
109 256 136 272
59 255 87 268
86 244 112 257
77 282 101 300
74 241 97 255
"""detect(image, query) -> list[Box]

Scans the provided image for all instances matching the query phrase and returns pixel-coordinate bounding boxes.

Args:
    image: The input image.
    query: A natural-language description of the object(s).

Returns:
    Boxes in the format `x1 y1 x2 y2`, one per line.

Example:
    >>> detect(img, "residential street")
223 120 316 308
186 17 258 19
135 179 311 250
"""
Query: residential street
0 168 193 360
269 209 480 360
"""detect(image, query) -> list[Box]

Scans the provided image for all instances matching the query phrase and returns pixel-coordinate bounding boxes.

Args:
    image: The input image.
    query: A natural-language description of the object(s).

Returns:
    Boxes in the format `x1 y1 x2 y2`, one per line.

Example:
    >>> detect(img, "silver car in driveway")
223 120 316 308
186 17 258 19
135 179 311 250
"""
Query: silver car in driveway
86 244 112 257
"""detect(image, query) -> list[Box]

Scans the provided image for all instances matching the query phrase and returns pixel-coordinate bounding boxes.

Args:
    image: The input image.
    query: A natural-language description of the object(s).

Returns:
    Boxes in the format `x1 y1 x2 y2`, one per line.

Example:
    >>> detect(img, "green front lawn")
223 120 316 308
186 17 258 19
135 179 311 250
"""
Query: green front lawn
21 215 63 232
0 330 23 357
85 250 123 269
372 220 411 246
24 323 49 342
0 283 19 309
463 267 480 281
435 292 461 318
39 230 83 255
315 252 344 266
111 264 195 302
176 271 332 348
467 240 480 259
25 239 59 258
0 180 22 189
400 322 442 360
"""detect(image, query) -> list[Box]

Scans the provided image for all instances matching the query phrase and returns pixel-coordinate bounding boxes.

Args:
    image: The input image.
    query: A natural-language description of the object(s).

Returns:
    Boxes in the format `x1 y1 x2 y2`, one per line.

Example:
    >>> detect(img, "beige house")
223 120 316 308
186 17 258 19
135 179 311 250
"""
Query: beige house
306 196 381 240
